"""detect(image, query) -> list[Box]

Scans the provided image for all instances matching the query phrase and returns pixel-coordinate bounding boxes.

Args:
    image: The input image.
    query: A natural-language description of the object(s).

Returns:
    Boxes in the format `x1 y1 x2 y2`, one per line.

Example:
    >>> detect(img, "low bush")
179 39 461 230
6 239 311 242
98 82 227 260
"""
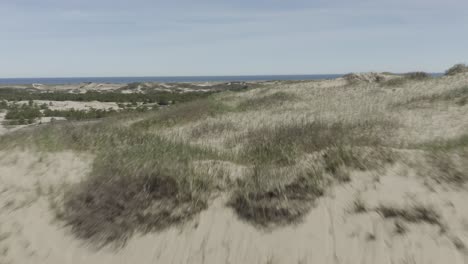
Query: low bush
0 89 214 105
404 72 431 80
4 105 42 120
43 108 119 120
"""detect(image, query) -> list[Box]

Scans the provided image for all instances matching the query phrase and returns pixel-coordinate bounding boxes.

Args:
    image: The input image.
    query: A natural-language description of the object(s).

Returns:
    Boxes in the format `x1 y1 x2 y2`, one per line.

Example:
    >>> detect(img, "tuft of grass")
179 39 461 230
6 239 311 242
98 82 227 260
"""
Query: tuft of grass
237 92 297 111
427 151 468 185
376 204 442 226
322 146 395 175
58 139 218 247
350 196 367 214
228 164 324 226
394 219 407 234
445 63 468 76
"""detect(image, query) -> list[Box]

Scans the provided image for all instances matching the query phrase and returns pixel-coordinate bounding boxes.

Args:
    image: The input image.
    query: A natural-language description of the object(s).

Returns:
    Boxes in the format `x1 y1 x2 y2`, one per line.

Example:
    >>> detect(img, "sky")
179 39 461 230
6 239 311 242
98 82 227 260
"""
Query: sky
1 0 467 77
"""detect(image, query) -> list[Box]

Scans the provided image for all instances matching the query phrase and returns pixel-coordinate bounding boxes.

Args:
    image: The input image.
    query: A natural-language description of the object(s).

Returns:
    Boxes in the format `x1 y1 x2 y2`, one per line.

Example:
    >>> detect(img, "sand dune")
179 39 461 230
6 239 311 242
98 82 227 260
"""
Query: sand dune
1 73 468 264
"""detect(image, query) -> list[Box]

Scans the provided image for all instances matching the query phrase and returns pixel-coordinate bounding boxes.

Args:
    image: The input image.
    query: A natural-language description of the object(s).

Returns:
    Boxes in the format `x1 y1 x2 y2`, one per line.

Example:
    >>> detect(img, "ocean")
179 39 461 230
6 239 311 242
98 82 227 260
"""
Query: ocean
0 75 344 85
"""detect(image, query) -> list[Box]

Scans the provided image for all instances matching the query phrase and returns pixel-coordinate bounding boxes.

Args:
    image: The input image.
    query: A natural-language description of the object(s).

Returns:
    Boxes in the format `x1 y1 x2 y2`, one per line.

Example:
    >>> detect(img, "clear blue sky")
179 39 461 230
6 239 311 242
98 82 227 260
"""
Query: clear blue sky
1 0 467 77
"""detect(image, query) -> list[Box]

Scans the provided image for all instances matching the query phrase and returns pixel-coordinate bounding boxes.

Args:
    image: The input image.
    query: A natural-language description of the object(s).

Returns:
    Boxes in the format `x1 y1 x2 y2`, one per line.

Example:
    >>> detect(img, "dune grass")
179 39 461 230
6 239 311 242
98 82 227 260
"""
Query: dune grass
133 97 231 129
236 91 297 111
6 74 460 244
226 119 395 225
60 142 216 247
228 164 325 226
1 80 401 237
376 204 442 227
397 86 468 107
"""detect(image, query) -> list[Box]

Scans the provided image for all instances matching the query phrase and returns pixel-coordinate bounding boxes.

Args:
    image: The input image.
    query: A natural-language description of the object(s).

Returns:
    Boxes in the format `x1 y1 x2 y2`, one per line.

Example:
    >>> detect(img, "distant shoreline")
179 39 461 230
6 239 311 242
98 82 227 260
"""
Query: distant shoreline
0 73 445 85
0 74 345 85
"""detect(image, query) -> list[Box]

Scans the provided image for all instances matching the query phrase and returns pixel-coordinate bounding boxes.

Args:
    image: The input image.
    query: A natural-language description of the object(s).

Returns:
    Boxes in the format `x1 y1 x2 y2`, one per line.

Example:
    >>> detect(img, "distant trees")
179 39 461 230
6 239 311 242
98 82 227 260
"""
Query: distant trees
0 89 213 105
4 104 42 124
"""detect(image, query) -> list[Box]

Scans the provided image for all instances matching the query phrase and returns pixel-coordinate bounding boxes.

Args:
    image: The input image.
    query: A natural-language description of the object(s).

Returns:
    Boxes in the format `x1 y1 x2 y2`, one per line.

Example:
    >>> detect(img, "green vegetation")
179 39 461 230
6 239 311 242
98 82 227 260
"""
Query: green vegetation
43 108 121 120
4 104 42 124
404 72 431 80
445 63 468 76
0 89 213 104
1 103 139 124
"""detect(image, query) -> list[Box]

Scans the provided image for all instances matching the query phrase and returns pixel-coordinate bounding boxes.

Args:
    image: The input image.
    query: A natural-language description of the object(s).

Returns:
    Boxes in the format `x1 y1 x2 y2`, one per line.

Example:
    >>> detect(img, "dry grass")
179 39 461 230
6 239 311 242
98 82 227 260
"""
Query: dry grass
350 196 368 214
236 120 391 166
416 133 468 185
376 204 442 227
190 120 237 139
397 86 468 107
427 151 468 185
228 164 324 226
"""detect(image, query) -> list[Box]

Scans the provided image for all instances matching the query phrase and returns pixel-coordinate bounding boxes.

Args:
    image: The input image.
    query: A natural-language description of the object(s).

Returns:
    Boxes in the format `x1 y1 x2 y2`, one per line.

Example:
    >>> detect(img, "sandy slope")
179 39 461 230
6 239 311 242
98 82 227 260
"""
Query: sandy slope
1 150 467 264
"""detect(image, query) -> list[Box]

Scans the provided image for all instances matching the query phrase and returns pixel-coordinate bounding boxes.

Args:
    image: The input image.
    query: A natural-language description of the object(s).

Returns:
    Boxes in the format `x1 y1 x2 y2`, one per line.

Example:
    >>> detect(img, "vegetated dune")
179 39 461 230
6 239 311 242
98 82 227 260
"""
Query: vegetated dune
1 71 468 264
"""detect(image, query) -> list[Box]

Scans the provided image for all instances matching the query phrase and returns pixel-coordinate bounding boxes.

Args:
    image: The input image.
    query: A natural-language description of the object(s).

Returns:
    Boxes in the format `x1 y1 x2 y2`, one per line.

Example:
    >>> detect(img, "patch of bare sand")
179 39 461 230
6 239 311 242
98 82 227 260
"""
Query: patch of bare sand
1 150 468 264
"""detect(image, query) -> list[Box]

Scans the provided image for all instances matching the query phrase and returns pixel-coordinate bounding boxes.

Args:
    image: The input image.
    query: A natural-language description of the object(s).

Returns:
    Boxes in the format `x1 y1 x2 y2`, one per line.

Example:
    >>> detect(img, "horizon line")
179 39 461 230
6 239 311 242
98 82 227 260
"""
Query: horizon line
0 72 444 80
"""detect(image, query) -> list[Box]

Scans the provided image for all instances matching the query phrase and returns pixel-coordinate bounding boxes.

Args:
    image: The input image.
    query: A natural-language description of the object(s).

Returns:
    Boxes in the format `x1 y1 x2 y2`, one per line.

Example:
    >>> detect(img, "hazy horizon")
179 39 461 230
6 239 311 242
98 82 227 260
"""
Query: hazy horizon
1 0 467 77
